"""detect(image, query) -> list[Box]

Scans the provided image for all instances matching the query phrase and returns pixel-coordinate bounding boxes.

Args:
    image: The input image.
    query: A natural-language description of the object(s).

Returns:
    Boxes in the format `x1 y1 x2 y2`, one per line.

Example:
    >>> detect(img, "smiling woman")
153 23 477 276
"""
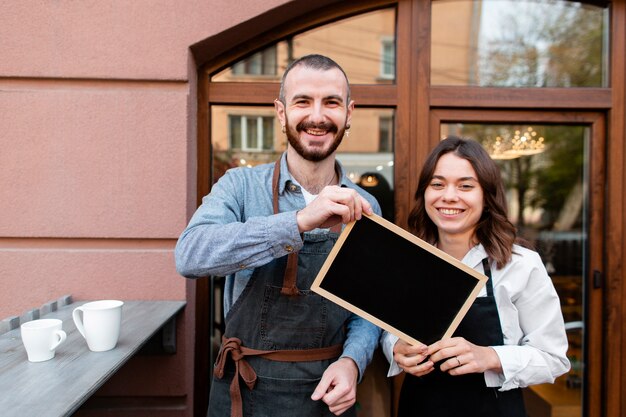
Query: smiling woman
424 153 485 255
382 136 570 417
441 122 590 416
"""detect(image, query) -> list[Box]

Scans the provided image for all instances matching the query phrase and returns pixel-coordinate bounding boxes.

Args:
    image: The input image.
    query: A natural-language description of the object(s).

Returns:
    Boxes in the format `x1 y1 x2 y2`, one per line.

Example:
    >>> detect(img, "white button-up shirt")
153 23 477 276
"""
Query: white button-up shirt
381 244 571 391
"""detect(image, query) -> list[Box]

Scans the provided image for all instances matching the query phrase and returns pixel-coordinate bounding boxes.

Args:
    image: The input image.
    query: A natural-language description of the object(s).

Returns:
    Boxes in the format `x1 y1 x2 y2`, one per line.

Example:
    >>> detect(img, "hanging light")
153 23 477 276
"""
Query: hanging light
506 127 545 156
483 136 520 160
483 127 546 159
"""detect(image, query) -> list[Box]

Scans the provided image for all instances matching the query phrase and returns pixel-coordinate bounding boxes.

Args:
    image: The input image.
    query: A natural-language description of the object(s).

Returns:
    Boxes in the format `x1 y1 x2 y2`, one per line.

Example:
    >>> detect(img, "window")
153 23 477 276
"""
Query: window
231 45 278 76
431 0 609 87
212 8 396 84
379 116 394 152
201 3 614 413
380 37 395 79
228 115 274 151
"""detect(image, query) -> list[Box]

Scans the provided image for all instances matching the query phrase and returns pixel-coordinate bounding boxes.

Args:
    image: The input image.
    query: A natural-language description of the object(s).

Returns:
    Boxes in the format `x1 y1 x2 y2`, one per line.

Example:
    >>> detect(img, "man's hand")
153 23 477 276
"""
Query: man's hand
297 186 373 232
311 357 359 415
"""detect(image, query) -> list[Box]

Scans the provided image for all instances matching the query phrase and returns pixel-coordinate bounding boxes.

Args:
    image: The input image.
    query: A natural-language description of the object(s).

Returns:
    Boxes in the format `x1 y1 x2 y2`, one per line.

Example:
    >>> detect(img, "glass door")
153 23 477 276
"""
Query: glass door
433 110 605 417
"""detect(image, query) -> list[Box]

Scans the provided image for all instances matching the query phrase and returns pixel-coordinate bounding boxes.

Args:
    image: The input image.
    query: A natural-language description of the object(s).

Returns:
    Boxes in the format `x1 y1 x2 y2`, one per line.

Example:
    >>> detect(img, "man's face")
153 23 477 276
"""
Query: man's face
275 65 354 162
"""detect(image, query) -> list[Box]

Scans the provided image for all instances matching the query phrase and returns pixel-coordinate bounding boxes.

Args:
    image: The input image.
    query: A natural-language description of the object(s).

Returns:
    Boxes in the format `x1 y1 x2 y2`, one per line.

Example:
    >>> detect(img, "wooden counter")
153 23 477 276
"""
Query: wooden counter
0 300 185 417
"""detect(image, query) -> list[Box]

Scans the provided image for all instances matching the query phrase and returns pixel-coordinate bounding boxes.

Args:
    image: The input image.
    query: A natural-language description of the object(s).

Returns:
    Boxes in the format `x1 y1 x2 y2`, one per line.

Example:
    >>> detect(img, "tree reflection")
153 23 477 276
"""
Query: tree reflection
478 0 606 87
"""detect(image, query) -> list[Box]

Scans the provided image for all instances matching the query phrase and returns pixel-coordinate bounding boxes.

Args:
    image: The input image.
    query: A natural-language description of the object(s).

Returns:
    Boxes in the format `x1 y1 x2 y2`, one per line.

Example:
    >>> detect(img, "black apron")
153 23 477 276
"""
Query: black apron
208 160 355 417
398 259 527 417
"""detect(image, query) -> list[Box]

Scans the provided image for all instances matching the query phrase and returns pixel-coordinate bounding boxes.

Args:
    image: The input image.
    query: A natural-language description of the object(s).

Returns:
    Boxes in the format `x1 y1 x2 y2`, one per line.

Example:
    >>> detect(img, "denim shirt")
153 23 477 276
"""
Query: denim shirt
175 152 382 379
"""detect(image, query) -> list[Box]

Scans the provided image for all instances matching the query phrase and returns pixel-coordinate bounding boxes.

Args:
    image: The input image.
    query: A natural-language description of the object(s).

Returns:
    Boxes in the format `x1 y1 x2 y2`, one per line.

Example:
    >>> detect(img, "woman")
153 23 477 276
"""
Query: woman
381 136 570 417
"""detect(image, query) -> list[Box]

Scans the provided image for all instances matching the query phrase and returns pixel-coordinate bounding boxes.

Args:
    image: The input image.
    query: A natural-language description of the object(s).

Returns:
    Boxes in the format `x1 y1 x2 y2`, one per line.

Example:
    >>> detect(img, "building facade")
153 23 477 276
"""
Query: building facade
1 1 624 416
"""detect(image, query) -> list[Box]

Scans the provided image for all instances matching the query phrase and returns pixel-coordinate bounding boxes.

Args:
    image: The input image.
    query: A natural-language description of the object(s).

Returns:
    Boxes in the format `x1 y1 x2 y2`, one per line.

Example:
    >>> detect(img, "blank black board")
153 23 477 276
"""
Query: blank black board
311 214 486 345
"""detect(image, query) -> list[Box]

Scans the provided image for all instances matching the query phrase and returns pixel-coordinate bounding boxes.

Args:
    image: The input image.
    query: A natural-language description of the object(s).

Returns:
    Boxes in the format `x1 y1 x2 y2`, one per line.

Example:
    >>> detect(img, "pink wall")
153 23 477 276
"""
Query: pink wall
0 1 289 416
0 0 287 317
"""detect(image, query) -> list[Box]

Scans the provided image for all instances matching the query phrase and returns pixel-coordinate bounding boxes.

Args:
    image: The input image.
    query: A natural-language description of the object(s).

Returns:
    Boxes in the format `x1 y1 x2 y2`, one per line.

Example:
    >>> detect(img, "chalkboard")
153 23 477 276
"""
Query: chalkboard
311 214 487 345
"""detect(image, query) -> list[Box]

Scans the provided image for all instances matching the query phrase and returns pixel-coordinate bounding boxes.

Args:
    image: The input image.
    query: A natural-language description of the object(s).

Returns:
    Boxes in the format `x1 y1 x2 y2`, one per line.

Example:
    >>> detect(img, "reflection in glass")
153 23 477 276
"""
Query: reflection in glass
212 8 396 84
211 106 395 220
441 123 586 416
432 0 608 87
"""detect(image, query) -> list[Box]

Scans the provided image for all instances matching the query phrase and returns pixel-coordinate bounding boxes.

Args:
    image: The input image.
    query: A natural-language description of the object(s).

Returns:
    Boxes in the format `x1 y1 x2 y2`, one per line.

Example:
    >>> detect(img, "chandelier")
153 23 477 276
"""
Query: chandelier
484 127 546 160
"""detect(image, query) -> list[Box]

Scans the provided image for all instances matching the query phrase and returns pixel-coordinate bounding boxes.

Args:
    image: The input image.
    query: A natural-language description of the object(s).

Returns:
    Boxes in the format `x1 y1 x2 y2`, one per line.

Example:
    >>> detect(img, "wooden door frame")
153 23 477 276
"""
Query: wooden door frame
190 0 625 415
429 109 606 417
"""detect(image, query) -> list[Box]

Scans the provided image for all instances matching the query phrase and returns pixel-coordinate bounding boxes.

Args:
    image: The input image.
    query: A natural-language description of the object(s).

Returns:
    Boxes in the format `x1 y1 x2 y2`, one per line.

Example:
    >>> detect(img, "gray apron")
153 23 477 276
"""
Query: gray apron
209 160 355 417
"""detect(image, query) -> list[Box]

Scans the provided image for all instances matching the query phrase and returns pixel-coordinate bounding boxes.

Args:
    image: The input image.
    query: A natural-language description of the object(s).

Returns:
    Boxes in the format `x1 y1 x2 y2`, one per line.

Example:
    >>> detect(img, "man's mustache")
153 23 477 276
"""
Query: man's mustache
295 120 339 134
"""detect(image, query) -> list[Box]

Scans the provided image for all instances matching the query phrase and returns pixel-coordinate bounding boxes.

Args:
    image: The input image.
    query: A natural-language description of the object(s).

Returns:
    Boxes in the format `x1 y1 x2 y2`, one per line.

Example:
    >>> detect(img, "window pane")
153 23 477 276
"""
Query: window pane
441 122 586 416
212 8 396 84
339 108 395 221
381 38 396 79
228 116 242 150
262 117 274 150
230 46 277 77
432 0 609 87
216 107 281 181
212 106 395 220
246 117 259 150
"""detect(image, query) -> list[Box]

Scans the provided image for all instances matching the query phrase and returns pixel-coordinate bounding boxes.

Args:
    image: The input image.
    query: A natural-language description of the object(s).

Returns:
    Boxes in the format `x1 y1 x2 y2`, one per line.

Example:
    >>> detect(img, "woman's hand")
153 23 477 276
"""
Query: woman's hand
428 337 502 376
392 339 434 377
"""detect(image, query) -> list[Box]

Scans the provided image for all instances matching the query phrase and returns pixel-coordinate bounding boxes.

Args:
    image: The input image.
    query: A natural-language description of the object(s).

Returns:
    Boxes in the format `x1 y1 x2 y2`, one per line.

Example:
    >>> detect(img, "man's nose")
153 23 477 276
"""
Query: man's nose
309 102 325 123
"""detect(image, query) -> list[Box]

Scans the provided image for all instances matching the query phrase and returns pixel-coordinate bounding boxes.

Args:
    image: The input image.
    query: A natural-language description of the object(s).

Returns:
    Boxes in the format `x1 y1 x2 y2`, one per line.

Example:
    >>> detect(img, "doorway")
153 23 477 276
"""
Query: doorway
432 109 605 417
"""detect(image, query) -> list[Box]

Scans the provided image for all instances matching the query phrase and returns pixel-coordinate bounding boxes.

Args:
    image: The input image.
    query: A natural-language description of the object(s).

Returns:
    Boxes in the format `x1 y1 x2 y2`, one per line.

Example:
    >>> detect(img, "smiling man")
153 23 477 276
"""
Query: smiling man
175 54 382 417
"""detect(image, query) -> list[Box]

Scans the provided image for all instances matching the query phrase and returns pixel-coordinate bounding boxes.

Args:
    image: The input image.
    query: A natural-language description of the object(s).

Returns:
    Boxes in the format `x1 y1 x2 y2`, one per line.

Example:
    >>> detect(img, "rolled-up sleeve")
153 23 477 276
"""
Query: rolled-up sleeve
340 315 382 382
175 170 303 278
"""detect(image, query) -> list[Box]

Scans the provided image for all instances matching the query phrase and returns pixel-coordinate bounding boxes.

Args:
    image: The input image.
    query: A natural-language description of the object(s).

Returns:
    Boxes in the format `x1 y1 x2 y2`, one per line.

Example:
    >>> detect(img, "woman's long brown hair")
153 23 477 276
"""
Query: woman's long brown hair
408 136 518 269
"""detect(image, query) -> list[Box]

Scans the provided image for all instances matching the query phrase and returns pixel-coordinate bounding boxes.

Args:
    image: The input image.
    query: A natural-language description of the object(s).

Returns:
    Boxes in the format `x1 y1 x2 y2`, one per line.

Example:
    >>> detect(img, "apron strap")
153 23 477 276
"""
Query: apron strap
481 258 494 297
272 158 341 296
273 159 301 295
215 336 343 417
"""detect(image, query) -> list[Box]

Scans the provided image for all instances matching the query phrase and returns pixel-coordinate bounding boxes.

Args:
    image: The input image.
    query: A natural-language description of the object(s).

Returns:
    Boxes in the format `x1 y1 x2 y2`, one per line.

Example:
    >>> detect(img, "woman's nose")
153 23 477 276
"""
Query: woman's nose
442 185 459 201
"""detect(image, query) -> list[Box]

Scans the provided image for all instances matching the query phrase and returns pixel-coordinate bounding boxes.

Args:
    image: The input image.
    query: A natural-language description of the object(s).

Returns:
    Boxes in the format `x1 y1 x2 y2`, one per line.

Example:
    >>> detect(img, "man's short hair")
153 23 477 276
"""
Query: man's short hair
278 54 351 104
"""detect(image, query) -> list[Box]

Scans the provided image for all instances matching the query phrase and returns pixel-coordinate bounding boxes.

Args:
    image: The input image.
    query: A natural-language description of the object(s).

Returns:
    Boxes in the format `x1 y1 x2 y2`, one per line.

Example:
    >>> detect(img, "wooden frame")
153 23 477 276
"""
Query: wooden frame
194 0 625 415
429 108 606 417
311 214 486 346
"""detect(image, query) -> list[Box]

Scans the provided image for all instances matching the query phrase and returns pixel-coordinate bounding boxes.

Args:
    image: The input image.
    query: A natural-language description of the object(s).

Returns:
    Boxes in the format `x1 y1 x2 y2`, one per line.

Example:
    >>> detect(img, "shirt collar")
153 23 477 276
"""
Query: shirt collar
277 152 347 194
462 243 488 269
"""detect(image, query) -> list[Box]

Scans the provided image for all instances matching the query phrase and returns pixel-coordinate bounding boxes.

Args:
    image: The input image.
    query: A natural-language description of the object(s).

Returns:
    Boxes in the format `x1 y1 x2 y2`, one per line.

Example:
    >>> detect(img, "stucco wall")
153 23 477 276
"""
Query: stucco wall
0 1 290 416
0 0 287 317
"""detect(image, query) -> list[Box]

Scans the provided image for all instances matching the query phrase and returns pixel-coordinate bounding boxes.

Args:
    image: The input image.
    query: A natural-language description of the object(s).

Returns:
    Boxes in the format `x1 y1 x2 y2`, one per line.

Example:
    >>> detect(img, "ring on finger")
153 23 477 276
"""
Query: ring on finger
455 356 461 367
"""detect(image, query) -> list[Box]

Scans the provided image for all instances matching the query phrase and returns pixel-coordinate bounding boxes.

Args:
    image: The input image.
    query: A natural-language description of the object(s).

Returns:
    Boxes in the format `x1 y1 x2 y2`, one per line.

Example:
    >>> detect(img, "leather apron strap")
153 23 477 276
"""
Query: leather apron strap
272 159 340 296
215 335 343 417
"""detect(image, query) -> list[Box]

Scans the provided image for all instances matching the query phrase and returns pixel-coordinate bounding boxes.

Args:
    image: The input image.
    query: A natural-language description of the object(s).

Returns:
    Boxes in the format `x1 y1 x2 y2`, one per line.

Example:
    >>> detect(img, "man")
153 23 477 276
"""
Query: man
175 54 381 417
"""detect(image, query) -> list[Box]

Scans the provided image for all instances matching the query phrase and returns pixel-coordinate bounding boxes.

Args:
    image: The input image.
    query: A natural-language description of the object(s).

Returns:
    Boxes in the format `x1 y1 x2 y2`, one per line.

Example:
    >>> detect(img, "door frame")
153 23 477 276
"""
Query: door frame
429 109 606 417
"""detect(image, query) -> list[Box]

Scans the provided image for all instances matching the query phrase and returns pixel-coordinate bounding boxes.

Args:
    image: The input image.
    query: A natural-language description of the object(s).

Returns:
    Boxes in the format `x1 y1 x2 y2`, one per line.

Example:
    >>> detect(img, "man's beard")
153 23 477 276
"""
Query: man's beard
285 119 346 162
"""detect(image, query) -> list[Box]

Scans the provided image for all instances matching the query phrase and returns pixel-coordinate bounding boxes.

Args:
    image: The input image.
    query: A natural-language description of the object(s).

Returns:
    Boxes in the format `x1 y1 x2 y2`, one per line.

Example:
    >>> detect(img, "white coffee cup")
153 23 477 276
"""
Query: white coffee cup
21 319 67 362
72 300 124 352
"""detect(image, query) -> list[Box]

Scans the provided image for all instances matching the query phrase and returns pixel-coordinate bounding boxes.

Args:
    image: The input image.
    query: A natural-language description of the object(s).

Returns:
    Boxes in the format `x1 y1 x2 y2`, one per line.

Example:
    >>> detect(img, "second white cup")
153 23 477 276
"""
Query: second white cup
72 300 124 352
21 318 67 362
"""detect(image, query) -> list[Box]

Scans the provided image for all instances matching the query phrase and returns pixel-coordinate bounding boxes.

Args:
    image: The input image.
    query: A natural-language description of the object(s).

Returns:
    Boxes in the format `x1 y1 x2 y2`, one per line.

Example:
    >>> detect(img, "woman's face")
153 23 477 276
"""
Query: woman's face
424 152 484 243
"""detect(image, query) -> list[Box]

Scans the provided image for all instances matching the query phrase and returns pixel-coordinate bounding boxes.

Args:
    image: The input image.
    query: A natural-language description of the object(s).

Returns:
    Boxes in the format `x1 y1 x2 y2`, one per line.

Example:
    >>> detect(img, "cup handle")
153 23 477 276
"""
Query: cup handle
50 330 67 350
72 307 87 340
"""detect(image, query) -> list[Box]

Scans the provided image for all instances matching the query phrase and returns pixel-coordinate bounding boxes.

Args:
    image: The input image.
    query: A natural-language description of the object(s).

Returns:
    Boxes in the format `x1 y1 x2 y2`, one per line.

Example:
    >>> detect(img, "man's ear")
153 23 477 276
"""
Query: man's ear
346 99 355 127
274 99 286 127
